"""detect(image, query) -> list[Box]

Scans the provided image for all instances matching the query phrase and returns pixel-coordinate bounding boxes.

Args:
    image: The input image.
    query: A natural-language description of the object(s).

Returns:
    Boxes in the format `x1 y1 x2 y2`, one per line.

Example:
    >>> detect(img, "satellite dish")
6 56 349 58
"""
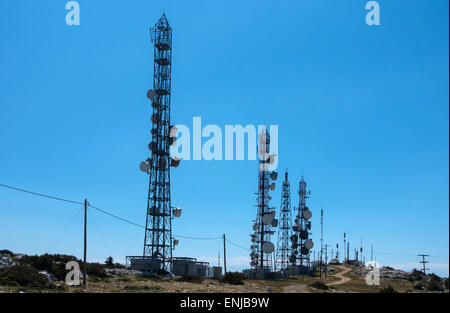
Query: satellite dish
173 207 182 218
271 218 278 228
147 89 155 100
270 171 278 181
303 210 312 220
148 141 157 152
269 183 275 191
301 247 310 255
262 241 275 254
139 161 150 173
305 240 314 250
300 230 308 240
265 154 277 165
290 234 298 243
170 126 178 137
171 158 181 168
262 213 274 225
168 137 176 146
151 114 160 124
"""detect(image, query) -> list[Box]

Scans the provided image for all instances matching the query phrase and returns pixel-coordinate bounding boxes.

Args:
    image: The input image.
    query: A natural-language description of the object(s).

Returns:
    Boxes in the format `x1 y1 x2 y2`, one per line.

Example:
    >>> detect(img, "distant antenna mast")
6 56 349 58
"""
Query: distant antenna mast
320 208 323 277
291 175 313 267
276 170 292 272
343 233 347 263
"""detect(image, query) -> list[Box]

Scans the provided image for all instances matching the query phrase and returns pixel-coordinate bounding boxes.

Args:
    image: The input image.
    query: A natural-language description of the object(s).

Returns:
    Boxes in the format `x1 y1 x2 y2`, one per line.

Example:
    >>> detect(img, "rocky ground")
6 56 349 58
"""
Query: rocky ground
0 250 448 293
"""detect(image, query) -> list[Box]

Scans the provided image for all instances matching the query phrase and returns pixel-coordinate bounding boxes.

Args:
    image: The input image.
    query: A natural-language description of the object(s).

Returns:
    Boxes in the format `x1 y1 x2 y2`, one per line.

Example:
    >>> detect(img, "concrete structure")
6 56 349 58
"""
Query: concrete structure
127 256 161 272
212 266 222 280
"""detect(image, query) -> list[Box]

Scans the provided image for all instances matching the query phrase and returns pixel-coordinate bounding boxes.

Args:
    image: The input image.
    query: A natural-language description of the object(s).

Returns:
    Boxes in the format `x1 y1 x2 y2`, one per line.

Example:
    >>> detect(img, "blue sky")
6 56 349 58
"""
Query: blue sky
0 1 448 276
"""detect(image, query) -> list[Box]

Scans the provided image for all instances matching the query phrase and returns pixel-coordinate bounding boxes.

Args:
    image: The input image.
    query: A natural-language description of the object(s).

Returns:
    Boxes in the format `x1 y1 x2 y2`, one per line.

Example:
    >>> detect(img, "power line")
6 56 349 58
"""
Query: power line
87 203 145 229
0 183 83 205
226 239 251 251
174 234 222 240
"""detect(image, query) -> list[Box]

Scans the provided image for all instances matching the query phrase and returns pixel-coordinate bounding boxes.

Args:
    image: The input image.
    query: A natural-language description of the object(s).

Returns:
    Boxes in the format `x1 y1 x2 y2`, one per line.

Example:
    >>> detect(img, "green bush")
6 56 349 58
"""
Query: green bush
428 274 443 292
86 263 107 278
308 281 329 290
413 281 424 290
19 254 79 281
0 264 48 288
0 249 14 256
380 285 397 293
177 275 204 284
220 272 245 285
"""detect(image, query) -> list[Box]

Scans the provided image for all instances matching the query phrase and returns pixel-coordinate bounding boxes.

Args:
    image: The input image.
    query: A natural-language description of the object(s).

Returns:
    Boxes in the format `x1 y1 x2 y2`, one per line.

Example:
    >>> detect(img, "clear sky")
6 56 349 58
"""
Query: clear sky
0 1 448 276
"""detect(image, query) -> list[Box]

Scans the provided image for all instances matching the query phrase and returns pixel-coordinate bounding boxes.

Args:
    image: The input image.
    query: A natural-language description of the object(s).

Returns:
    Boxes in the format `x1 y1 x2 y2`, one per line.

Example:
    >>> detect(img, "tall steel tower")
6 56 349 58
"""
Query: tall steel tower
139 14 179 272
292 176 313 267
250 128 278 271
276 171 292 271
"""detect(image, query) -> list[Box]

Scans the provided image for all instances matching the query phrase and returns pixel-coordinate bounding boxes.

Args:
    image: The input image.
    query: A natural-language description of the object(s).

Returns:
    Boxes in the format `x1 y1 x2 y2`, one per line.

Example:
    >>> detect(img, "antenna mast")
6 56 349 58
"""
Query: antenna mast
140 14 180 272
291 175 313 268
250 128 277 271
276 170 292 272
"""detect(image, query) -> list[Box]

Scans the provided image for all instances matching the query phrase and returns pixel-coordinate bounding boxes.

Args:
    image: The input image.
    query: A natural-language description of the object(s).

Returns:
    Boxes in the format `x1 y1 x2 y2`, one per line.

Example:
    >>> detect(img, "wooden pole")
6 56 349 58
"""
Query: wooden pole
83 199 87 288
223 234 227 274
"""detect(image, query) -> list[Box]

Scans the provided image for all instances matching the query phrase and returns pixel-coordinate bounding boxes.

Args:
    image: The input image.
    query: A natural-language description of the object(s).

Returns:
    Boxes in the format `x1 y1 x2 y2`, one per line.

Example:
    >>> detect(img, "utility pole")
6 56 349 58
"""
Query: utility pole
83 199 87 288
223 234 227 274
418 254 429 291
320 208 323 278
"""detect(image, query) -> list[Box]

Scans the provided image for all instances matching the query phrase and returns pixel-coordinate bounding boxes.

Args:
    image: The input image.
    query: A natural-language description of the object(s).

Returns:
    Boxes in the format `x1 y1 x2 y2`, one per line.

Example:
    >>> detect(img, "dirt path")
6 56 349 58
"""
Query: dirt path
327 266 352 286
283 284 310 293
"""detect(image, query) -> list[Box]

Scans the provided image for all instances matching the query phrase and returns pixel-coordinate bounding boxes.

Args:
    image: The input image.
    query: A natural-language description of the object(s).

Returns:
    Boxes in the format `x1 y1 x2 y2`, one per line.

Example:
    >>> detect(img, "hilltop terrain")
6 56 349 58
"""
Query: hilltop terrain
1 250 448 293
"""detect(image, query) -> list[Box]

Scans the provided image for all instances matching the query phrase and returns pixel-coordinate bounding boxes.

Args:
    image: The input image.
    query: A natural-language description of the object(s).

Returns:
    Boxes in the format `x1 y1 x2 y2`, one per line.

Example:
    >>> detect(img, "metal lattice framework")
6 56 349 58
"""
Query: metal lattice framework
143 14 174 271
292 176 312 267
250 129 277 271
276 171 292 271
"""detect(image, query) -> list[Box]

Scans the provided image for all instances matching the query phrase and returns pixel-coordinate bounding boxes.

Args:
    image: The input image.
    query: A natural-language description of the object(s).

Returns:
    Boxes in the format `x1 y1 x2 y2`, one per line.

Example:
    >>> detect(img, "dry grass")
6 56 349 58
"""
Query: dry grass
0 266 430 293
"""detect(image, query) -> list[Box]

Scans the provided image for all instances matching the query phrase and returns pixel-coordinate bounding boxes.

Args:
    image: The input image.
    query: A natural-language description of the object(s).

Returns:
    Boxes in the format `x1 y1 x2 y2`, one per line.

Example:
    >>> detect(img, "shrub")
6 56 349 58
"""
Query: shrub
380 285 397 293
413 281 424 290
408 269 424 282
177 275 204 284
19 254 79 281
428 275 443 292
0 264 48 288
86 263 107 278
0 249 14 256
309 281 329 290
220 272 245 285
